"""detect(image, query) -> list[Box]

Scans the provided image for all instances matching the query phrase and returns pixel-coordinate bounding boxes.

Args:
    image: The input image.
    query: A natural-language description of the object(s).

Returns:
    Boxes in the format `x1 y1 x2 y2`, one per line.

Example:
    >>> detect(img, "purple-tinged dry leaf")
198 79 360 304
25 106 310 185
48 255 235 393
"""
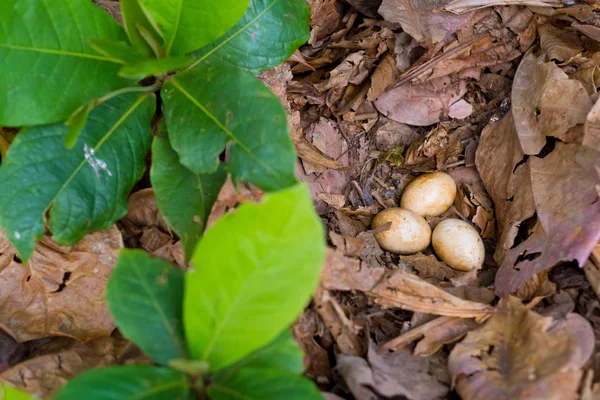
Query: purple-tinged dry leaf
512 54 592 155
378 0 473 47
476 111 600 294
0 227 121 342
337 343 450 400
584 96 600 151
448 296 593 400
494 142 600 293
374 77 470 126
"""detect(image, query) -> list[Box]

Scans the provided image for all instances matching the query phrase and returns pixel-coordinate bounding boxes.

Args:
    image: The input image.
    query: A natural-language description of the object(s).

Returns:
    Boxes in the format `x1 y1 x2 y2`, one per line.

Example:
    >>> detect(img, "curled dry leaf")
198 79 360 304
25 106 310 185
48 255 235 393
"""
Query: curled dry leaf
368 270 492 320
448 296 594 400
584 96 600 151
378 0 473 47
444 0 561 13
337 342 450 400
512 54 592 155
375 77 471 126
476 111 600 294
309 0 342 46
0 227 121 342
379 316 480 356
1 336 131 399
538 24 584 63
368 54 398 101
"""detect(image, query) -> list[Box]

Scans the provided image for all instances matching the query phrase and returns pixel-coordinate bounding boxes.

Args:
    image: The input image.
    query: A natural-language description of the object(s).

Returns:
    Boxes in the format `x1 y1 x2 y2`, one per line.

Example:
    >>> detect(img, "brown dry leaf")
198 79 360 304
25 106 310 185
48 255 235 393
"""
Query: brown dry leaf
293 308 333 384
125 188 170 232
322 247 386 292
308 0 342 46
379 316 479 355
378 0 473 47
476 107 600 294
404 124 463 166
514 270 556 303
206 175 263 228
538 24 584 63
444 0 560 13
1 336 131 399
367 54 398 101
512 54 592 155
314 284 365 356
368 270 493 320
337 342 450 400
448 296 594 400
0 227 121 342
400 253 464 282
375 77 471 126
585 95 600 151
345 0 382 18
314 52 370 91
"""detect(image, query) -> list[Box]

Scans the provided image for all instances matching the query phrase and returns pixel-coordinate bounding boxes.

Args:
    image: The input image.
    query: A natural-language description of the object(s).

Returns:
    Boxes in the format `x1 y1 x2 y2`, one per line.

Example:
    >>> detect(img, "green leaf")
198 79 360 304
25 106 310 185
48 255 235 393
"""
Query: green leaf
184 184 326 370
2 385 34 400
0 93 155 262
89 38 146 64
121 0 164 57
208 368 322 400
64 103 95 149
119 55 194 80
151 134 226 261
163 63 297 191
192 0 310 74
214 330 304 384
0 0 130 126
139 0 250 55
107 249 188 365
54 366 189 400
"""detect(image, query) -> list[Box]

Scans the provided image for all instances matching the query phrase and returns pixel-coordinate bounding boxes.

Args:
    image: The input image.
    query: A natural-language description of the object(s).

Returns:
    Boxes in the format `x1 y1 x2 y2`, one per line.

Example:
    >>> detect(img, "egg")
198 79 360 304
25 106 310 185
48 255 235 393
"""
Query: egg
371 208 431 255
400 172 457 217
432 218 485 271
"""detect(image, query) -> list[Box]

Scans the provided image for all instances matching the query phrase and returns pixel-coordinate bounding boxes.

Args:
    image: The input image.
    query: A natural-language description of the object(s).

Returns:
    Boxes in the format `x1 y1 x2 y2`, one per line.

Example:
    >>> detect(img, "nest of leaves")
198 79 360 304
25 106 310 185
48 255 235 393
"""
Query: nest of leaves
1 0 600 399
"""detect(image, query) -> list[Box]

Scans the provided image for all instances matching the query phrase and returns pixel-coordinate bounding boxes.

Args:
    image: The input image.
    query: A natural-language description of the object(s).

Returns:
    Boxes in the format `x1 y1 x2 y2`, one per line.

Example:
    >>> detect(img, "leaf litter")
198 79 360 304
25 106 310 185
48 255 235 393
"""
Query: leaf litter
2 0 600 399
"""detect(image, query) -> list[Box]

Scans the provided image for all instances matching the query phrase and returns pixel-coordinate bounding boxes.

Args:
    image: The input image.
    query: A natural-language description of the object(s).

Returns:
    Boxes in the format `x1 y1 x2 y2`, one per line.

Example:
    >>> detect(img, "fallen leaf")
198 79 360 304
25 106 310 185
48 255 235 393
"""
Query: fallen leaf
368 270 493 320
379 316 480 356
314 52 369 91
309 0 343 46
337 342 450 400
514 270 556 303
538 24 584 63
476 111 600 294
512 54 592 155
375 77 470 126
400 253 464 282
322 247 386 292
0 128 17 160
0 335 132 399
444 0 561 13
367 54 398 101
345 0 382 18
378 0 473 47
448 296 594 400
584 96 600 151
0 227 121 342
125 188 170 233
293 309 333 384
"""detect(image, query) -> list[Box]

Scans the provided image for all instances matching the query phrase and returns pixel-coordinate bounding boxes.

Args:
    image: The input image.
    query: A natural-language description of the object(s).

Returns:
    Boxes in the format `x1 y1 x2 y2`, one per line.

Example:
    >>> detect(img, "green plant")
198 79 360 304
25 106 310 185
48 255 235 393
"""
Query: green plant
0 0 326 398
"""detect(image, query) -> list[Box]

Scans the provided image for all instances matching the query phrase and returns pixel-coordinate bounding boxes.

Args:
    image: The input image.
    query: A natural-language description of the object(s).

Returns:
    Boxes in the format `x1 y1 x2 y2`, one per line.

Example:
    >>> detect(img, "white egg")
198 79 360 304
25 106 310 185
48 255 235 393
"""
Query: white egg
371 208 431 255
432 218 485 271
401 172 457 217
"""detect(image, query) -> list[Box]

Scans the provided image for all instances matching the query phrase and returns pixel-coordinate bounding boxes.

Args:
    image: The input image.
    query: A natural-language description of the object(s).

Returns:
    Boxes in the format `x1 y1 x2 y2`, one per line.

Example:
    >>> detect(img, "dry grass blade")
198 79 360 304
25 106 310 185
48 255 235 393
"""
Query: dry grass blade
444 0 562 13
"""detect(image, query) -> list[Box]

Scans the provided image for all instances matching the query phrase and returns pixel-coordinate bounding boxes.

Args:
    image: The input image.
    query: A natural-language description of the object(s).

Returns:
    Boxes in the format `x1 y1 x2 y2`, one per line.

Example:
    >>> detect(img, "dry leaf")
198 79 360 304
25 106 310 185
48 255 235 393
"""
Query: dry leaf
322 247 386 292
379 316 479 356
293 309 333 383
538 24 584 62
1 336 131 399
0 227 121 342
375 77 471 126
0 128 17 160
309 0 342 46
444 0 561 13
314 52 369 91
125 188 170 232
367 54 398 101
378 0 473 47
337 342 450 400
401 253 464 282
584 95 600 151
476 111 600 294
512 54 592 155
368 270 492 320
448 295 594 400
